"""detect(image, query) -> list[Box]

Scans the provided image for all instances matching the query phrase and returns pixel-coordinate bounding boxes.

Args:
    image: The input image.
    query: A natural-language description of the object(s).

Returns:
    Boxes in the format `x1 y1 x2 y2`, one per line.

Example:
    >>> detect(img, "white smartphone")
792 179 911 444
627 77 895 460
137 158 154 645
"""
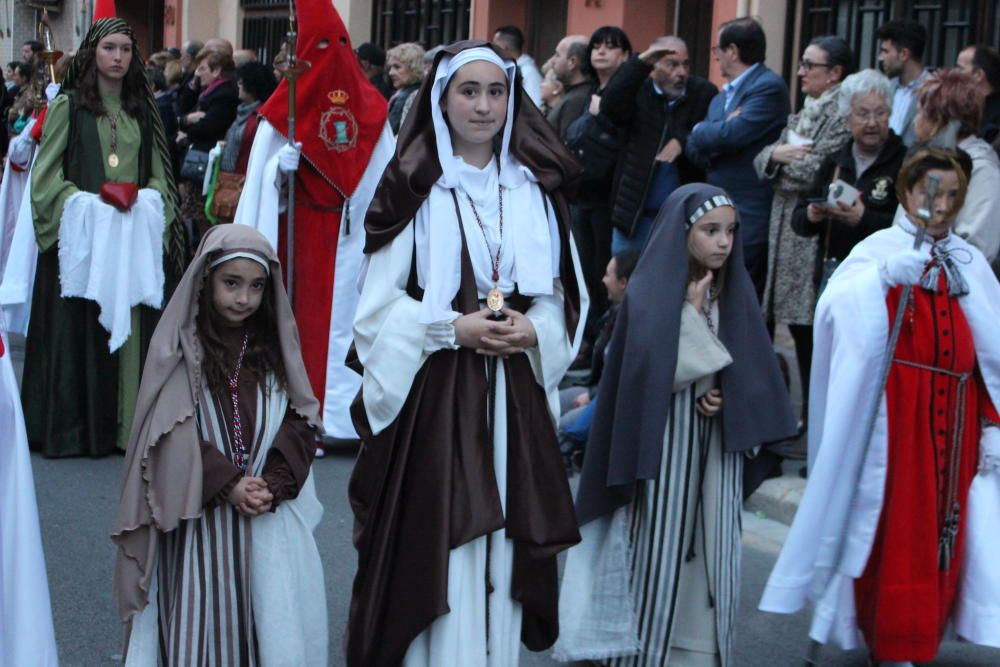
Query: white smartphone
826 179 860 208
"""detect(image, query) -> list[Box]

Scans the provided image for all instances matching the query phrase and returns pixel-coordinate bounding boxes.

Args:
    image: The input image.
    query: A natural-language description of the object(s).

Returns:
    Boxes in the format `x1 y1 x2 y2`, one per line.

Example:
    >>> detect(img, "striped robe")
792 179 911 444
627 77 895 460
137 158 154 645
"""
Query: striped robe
125 377 328 667
153 381 273 665
607 382 742 667
555 308 742 667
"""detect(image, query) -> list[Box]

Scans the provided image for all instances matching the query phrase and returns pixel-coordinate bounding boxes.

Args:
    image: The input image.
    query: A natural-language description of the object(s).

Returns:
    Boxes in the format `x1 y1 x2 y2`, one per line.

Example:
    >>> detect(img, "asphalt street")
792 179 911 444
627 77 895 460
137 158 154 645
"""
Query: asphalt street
32 451 1000 667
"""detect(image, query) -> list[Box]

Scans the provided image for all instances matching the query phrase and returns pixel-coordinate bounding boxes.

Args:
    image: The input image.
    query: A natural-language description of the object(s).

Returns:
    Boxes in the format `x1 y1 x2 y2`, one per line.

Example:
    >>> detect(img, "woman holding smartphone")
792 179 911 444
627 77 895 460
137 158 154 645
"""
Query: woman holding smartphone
791 69 906 292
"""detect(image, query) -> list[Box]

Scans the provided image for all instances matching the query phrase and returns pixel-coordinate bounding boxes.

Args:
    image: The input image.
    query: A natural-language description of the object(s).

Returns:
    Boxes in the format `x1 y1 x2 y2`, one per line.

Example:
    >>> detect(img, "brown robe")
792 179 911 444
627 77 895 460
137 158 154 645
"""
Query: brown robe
346 219 580 667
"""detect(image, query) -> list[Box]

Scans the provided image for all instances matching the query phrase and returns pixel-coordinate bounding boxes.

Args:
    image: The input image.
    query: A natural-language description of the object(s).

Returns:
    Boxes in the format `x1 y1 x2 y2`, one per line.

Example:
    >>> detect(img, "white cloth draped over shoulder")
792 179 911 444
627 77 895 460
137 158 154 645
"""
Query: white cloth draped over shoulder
0 322 59 666
759 211 1000 650
0 135 40 336
57 189 165 351
234 118 395 438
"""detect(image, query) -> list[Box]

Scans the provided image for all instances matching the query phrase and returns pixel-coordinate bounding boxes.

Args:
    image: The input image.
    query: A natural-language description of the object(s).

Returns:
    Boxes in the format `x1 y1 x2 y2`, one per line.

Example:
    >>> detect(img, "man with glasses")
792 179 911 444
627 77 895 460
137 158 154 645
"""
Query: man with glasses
686 17 789 300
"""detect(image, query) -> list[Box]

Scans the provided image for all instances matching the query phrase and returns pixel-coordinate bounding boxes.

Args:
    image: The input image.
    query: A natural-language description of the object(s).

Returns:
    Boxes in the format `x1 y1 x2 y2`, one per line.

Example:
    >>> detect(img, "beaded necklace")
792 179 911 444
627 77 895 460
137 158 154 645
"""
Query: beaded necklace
227 330 250 470
702 282 718 334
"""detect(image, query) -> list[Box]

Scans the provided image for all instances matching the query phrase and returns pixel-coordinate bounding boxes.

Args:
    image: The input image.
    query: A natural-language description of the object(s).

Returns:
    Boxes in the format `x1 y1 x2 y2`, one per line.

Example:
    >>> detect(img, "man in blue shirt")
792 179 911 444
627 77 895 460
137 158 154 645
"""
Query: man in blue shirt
876 19 930 147
686 17 789 300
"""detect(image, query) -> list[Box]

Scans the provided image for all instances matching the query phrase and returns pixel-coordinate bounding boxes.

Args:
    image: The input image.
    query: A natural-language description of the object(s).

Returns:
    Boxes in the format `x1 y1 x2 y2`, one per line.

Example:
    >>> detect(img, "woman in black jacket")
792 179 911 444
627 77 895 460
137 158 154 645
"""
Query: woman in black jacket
790 69 906 289
177 48 237 238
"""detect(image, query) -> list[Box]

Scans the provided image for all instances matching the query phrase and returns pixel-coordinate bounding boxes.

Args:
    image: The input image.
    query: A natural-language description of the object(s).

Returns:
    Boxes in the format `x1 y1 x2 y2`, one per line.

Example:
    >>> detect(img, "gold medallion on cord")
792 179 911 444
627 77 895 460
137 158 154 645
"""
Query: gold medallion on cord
487 286 505 314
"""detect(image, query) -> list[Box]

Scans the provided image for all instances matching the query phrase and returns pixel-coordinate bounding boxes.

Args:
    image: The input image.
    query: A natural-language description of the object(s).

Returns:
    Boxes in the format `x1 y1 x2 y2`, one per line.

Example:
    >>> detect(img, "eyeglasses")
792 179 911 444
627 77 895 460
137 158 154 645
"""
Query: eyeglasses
798 60 831 71
852 108 891 122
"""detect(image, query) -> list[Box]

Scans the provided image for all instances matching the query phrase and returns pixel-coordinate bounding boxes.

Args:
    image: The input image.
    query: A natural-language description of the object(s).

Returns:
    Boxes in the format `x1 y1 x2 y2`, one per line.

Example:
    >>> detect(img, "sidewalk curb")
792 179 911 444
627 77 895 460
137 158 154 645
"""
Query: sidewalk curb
745 474 805 526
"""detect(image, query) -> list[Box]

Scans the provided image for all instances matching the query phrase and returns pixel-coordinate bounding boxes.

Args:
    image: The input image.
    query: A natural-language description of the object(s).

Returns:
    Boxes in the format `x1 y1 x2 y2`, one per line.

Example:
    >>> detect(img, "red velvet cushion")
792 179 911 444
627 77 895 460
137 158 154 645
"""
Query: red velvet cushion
99 182 139 212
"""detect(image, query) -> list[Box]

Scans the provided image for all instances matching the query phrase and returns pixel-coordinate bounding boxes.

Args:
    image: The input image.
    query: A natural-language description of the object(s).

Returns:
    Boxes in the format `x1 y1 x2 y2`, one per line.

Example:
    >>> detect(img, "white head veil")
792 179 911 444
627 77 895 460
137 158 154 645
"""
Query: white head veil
416 47 559 324
430 47 531 192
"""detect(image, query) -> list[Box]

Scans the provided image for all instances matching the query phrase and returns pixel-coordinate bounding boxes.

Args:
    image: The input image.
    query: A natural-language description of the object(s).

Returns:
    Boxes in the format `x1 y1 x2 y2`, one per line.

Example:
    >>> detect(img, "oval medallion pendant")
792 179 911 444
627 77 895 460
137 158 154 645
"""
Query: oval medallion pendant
108 153 120 168
486 286 505 315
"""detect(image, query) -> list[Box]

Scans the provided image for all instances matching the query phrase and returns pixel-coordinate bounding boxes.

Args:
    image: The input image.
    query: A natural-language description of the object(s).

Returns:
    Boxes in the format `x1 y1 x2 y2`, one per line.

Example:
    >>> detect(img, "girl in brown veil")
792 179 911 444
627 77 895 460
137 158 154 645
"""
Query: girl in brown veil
113 224 327 665
346 41 587 667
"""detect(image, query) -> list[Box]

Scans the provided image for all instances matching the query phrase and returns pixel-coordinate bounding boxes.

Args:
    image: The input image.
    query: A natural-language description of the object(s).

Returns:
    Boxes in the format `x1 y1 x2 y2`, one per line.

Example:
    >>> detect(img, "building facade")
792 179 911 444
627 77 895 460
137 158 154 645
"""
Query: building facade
0 1 997 94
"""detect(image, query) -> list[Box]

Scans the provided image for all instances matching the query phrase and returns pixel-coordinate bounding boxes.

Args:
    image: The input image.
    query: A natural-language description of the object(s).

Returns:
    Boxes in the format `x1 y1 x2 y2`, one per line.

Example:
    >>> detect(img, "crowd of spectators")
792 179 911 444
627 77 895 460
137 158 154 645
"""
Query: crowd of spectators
3 19 999 474
131 20 1000 474
516 17 1000 474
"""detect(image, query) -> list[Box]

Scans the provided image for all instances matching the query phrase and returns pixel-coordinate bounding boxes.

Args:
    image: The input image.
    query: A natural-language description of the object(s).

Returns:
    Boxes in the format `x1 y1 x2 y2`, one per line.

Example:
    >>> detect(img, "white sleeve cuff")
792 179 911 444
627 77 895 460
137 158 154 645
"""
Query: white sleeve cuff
423 319 459 354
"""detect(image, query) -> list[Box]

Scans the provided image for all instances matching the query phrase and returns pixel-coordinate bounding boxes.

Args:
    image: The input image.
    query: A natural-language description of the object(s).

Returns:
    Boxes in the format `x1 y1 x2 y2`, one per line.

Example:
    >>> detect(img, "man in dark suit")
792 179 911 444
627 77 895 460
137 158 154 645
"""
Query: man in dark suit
686 17 789 300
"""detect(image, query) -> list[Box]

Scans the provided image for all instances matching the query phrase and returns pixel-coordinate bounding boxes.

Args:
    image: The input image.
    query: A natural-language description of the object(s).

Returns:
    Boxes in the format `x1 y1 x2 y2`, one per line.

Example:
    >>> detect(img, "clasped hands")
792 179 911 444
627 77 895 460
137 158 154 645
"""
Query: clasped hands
685 272 724 417
227 476 273 517
453 307 538 358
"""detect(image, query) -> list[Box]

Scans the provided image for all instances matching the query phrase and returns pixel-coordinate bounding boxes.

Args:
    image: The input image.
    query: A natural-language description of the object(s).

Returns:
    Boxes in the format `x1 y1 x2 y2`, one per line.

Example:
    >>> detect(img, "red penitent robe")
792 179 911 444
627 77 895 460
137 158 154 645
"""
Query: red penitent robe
276 164 342 405
854 274 1000 662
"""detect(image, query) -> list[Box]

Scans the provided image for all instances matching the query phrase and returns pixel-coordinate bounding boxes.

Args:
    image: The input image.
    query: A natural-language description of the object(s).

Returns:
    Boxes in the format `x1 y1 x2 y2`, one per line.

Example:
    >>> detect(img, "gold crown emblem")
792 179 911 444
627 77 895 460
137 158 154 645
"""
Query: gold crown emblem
328 89 349 105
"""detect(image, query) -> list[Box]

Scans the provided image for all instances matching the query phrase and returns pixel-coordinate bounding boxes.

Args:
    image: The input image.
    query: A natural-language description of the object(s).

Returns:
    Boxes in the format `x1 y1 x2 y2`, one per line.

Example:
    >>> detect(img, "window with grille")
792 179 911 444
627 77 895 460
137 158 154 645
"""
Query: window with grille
241 0 289 67
799 0 996 70
371 0 470 49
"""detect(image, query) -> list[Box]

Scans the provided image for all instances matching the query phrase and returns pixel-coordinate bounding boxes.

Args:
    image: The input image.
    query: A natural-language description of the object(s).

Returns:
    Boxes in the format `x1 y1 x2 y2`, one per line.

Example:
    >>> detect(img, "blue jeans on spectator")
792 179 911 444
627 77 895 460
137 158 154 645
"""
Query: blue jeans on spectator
612 214 655 256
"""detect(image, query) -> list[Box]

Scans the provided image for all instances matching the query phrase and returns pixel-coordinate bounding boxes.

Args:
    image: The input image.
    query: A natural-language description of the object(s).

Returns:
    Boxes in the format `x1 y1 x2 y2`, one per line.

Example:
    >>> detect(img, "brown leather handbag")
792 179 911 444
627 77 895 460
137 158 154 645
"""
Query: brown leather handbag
209 171 245 223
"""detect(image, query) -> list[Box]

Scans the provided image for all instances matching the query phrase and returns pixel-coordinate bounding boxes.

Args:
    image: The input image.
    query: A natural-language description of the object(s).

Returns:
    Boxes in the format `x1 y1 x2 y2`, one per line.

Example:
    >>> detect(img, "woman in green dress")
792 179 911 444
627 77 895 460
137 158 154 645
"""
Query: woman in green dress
22 18 183 457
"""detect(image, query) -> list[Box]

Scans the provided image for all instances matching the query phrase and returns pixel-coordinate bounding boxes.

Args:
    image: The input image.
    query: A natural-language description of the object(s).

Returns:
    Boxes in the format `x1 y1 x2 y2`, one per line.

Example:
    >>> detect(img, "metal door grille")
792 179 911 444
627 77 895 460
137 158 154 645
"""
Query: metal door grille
800 0 993 70
243 13 289 68
371 0 470 49
240 0 290 8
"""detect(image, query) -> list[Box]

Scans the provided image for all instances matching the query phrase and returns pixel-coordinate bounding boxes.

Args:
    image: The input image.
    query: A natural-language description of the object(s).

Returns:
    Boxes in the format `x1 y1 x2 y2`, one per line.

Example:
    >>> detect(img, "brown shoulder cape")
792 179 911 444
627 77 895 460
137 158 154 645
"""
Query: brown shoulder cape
364 39 582 340
347 40 584 666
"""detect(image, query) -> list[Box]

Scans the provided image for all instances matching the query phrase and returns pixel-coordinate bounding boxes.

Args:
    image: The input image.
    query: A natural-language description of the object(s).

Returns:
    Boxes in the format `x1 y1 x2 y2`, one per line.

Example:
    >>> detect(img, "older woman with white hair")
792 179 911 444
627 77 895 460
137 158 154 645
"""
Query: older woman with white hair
791 69 907 288
386 41 425 134
787 68 907 446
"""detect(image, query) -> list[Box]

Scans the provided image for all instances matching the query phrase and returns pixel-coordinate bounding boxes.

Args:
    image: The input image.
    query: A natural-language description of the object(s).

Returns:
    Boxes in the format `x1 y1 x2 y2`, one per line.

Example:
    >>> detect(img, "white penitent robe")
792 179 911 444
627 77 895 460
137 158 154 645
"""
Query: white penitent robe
0 122 35 274
0 175 37 336
234 120 395 438
759 217 1000 650
353 186 587 665
0 140 40 336
0 322 59 666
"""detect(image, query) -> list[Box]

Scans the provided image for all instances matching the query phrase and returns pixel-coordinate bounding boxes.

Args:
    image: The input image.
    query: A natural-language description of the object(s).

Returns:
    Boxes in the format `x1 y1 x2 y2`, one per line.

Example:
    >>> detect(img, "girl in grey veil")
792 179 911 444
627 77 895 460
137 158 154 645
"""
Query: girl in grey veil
556 183 796 666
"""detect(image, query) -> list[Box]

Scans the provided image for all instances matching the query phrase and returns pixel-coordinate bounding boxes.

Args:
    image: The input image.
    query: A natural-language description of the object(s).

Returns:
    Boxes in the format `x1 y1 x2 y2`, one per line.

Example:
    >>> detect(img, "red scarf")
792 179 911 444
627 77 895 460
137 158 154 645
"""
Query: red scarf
259 0 387 200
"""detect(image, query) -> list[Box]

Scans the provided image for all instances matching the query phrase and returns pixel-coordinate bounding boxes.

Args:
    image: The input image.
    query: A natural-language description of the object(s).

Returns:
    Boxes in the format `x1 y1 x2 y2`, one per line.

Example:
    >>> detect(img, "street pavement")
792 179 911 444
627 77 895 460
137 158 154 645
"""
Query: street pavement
33 451 999 666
